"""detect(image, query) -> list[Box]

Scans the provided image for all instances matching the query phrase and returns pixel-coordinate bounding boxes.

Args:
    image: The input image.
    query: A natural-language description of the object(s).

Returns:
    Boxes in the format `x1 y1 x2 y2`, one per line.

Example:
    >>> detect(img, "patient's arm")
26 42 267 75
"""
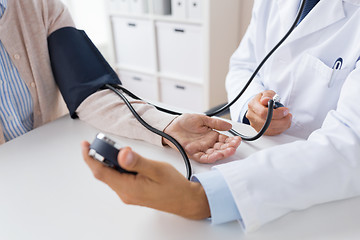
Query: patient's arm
78 90 241 162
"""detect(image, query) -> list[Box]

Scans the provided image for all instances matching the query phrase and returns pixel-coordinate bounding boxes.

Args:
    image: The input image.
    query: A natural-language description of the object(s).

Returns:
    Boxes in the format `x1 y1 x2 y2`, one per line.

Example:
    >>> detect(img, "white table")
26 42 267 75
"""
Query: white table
1 116 359 240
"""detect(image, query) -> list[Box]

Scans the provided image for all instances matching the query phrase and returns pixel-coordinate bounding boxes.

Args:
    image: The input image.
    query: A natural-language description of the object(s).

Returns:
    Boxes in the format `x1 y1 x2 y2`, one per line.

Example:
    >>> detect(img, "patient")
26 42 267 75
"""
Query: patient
0 0 241 161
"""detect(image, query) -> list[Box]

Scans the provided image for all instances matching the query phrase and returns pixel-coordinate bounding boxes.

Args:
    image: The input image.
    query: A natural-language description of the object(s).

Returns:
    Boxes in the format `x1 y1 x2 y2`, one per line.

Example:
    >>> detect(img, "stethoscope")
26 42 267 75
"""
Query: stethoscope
105 0 307 180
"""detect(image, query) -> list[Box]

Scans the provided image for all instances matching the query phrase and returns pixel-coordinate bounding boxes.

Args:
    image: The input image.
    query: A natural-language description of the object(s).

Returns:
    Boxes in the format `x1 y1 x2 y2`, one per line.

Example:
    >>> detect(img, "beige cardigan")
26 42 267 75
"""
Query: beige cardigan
0 0 175 145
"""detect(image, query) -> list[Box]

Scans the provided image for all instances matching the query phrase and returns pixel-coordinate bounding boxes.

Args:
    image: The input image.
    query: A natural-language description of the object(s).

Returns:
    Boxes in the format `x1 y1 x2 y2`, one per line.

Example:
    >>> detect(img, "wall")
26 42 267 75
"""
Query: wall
60 0 111 60
59 0 254 82
239 0 254 43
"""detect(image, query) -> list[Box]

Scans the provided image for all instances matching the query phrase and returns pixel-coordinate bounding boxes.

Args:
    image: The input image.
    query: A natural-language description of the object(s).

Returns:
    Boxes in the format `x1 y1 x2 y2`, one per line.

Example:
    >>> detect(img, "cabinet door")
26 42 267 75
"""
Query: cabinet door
160 78 203 112
129 0 148 14
108 0 130 13
171 0 187 18
118 70 158 101
187 0 202 20
112 17 156 71
156 22 203 81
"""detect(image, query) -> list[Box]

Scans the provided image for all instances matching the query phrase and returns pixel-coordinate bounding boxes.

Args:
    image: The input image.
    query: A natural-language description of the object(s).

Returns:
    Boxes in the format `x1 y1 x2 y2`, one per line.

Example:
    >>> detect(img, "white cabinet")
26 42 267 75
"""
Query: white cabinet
112 17 156 72
129 0 148 14
156 22 203 80
187 0 202 20
160 78 203 112
118 70 158 101
107 0 251 112
109 0 130 13
171 0 187 19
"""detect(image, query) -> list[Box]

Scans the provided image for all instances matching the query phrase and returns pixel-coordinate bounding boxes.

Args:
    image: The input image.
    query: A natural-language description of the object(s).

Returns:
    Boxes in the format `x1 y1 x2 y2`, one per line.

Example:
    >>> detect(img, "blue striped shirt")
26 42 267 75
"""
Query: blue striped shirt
0 0 34 142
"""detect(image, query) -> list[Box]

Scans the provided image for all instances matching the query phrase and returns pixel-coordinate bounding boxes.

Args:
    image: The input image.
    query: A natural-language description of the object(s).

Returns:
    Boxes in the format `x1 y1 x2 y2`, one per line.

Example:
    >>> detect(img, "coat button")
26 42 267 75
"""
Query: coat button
14 54 21 60
30 82 36 88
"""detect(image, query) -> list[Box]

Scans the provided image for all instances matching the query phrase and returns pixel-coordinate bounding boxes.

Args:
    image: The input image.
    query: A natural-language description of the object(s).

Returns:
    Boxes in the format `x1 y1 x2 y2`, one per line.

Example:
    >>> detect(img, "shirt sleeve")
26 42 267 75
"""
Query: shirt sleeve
77 89 177 146
215 61 360 232
44 0 75 35
192 169 243 226
225 0 265 122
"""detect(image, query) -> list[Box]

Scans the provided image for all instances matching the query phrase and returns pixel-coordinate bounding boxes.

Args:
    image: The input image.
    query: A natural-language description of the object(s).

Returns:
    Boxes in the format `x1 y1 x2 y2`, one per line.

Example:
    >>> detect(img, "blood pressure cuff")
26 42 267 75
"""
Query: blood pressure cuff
48 27 121 118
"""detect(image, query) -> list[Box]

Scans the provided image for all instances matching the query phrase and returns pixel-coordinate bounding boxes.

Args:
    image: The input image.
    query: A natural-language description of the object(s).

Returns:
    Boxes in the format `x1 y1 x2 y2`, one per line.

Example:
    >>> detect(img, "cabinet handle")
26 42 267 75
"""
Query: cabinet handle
133 77 142 81
175 85 186 90
128 23 137 27
174 28 185 33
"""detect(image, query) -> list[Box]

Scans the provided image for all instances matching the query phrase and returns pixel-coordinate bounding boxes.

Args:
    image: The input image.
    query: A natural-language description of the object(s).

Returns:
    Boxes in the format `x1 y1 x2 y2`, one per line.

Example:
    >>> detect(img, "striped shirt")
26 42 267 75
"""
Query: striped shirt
0 0 34 142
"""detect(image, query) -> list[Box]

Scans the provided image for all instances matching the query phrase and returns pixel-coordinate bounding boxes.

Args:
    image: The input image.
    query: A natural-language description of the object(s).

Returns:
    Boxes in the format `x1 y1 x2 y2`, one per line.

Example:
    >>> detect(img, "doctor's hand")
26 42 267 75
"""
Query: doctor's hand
246 90 292 136
82 142 211 220
162 113 241 164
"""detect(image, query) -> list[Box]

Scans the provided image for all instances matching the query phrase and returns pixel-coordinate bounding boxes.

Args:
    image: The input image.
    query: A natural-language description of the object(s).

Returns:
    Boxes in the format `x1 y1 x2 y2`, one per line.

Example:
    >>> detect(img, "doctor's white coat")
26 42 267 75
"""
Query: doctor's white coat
222 0 360 232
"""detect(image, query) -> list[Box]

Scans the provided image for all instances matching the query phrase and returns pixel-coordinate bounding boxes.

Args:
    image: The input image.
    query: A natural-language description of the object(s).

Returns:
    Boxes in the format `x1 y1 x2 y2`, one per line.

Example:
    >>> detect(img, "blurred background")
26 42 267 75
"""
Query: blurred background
60 0 254 113
60 0 111 59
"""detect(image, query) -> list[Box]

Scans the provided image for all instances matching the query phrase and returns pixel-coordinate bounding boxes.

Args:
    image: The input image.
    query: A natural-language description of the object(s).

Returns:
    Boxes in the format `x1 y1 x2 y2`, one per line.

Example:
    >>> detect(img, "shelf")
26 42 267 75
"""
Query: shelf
152 14 202 25
109 12 202 25
115 65 203 85
107 0 249 111
157 72 203 85
115 65 157 76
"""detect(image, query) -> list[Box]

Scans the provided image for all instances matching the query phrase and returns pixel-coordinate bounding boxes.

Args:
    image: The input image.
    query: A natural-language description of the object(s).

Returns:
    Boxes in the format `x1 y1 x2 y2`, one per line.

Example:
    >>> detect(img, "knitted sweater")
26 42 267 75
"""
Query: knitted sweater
0 0 175 145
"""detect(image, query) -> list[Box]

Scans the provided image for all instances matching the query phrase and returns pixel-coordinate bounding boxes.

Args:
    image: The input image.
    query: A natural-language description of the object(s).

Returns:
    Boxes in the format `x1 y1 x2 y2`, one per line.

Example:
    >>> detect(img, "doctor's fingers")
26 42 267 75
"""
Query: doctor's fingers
248 93 270 119
118 147 175 183
265 114 293 136
82 142 165 186
248 99 290 120
272 107 290 120
81 141 133 188
260 90 277 106
246 111 292 134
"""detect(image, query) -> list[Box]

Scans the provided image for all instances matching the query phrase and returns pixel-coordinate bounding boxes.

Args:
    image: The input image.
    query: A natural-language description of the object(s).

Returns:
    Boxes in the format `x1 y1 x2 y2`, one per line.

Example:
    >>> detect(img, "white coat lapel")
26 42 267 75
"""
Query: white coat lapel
276 0 300 34
277 0 346 44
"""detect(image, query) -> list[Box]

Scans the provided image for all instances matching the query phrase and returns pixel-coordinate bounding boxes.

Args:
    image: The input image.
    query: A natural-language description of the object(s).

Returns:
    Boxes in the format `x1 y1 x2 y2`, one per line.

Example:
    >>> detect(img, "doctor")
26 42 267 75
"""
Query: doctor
82 0 360 232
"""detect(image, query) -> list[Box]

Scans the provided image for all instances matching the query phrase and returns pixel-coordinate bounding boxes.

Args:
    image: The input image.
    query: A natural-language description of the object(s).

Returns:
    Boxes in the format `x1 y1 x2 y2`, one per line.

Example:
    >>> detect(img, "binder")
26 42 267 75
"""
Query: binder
171 0 187 18
153 0 172 15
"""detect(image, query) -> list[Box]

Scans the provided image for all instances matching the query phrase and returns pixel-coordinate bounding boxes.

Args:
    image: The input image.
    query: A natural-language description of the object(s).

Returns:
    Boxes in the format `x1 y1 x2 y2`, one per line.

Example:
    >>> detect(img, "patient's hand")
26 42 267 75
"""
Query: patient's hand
163 114 241 163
